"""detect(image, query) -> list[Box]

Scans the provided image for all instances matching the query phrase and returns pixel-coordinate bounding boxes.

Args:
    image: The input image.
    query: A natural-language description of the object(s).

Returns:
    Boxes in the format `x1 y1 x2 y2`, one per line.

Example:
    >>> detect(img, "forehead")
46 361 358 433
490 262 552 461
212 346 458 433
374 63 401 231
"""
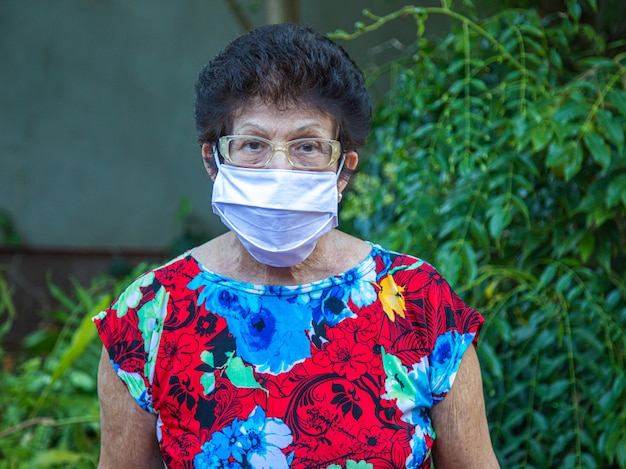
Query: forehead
231 101 335 136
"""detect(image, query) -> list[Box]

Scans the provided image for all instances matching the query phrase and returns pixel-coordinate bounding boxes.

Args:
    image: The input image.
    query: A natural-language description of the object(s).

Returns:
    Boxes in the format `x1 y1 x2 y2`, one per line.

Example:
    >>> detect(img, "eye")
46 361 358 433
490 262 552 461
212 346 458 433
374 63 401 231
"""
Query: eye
231 137 269 155
293 140 326 155
299 142 317 153
242 138 267 152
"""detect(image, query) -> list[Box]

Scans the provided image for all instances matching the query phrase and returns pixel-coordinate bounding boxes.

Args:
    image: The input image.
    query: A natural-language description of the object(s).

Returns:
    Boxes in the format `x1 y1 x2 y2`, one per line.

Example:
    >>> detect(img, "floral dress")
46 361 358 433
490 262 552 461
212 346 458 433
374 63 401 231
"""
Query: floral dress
94 243 483 469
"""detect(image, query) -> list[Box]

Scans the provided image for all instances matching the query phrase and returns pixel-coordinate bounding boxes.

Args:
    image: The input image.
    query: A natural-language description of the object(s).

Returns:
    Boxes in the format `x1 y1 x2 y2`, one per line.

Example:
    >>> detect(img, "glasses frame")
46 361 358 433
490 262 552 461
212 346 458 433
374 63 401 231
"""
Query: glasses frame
218 135 342 170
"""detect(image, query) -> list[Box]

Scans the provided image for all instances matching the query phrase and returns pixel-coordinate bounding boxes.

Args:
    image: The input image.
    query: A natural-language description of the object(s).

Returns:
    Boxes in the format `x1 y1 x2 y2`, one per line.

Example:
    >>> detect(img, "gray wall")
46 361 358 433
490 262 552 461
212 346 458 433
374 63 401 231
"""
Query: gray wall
0 0 419 250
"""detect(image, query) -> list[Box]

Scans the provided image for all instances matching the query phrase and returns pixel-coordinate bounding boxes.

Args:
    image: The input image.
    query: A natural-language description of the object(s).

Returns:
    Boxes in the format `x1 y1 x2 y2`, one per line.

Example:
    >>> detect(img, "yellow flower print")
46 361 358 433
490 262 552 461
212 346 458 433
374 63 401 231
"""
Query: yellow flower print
378 274 406 321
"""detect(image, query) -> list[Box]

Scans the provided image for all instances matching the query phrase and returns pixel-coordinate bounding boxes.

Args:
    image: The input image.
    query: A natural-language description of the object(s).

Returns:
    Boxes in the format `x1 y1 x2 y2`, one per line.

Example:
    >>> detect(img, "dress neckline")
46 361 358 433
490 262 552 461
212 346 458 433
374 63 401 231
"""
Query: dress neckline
186 242 380 293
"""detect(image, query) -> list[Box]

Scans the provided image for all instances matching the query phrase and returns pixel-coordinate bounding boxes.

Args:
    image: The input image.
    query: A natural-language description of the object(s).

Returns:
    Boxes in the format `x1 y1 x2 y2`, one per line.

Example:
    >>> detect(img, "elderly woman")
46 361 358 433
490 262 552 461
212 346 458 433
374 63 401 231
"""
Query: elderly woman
95 23 499 469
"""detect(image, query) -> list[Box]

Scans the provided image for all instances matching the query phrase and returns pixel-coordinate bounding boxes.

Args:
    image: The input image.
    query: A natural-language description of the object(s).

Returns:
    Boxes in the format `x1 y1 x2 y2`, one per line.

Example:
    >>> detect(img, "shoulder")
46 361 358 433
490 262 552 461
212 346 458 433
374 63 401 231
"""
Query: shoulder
369 243 438 279
94 252 200 322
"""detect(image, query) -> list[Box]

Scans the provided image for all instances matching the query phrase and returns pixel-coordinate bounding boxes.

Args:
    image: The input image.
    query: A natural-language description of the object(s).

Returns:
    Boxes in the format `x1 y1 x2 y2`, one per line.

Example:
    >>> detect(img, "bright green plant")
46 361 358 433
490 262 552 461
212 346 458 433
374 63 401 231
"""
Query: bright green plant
0 264 153 468
335 2 626 468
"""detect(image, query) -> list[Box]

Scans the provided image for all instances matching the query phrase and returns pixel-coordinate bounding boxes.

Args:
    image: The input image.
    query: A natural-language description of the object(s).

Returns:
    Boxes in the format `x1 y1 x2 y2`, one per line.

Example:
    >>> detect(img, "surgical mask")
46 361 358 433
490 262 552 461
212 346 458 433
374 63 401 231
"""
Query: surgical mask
211 154 343 267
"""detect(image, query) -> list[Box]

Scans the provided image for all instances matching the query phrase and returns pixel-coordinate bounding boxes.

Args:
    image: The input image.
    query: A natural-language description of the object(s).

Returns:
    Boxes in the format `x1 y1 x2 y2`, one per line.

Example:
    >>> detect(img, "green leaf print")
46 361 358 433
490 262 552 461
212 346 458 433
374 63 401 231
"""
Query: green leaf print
325 460 373 469
224 353 268 393
137 285 168 382
115 271 155 318
381 347 416 405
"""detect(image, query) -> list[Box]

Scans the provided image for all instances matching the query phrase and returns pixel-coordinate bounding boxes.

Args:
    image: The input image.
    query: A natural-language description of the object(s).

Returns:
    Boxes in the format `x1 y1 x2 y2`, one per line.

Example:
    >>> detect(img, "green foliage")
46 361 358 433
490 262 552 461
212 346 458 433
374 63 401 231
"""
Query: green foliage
0 264 153 468
337 2 626 468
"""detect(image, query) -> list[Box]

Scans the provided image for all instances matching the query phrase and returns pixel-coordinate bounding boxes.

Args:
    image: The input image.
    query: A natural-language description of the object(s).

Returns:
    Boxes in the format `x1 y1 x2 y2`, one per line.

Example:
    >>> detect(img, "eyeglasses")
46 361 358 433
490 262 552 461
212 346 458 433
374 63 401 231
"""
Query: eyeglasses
218 135 342 170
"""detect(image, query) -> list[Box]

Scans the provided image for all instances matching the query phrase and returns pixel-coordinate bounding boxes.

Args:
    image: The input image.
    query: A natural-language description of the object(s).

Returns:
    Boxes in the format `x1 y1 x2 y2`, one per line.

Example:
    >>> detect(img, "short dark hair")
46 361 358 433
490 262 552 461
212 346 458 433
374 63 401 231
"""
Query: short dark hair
194 23 371 152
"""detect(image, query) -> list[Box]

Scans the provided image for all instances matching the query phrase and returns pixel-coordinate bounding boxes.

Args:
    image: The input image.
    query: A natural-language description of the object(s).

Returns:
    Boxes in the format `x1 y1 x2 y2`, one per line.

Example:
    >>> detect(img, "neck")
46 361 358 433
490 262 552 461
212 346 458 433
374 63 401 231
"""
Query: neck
193 230 372 286
229 231 336 285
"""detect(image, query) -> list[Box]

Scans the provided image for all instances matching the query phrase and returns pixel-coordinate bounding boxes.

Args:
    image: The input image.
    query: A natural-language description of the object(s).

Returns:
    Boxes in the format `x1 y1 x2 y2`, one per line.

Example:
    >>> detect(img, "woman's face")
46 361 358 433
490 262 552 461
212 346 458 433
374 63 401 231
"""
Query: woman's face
202 102 359 190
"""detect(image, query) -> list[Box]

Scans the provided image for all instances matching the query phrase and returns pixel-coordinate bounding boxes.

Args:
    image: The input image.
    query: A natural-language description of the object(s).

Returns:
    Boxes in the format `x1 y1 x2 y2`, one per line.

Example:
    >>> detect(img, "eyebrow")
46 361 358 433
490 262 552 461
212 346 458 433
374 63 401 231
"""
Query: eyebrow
235 122 329 134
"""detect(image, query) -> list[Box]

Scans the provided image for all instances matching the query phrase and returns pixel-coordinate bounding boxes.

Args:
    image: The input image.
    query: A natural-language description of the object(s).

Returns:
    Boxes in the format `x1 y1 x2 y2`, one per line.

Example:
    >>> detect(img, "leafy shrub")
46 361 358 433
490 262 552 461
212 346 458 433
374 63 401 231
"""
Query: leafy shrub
0 264 152 468
336 2 626 468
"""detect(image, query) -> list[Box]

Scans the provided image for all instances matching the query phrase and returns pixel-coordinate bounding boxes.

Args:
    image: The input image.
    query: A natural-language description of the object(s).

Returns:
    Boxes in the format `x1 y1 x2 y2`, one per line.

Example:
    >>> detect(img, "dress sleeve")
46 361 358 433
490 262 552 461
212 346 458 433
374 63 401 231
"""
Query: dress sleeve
92 269 167 413
417 263 484 404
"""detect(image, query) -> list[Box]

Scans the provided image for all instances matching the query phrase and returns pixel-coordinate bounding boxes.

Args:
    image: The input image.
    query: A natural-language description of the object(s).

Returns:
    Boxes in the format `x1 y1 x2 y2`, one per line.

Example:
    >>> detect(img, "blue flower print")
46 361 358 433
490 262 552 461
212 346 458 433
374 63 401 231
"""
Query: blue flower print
211 418 249 462
188 272 310 374
335 263 377 308
243 308 276 349
405 426 429 469
431 330 455 366
194 441 243 469
226 296 312 374
241 406 292 469
188 273 261 316
429 330 475 400
194 406 292 469
310 285 356 326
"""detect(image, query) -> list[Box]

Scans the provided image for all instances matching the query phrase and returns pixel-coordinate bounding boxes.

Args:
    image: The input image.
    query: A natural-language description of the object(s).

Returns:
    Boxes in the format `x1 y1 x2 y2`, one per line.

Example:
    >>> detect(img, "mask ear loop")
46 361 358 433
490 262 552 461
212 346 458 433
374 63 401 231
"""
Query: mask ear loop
336 154 346 203
336 154 346 179
213 145 222 169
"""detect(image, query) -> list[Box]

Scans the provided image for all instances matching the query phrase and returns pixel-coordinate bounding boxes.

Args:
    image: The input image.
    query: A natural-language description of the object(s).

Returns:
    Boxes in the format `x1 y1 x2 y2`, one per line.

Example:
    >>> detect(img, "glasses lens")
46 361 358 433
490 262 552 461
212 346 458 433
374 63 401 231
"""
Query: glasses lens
288 139 336 169
226 136 272 167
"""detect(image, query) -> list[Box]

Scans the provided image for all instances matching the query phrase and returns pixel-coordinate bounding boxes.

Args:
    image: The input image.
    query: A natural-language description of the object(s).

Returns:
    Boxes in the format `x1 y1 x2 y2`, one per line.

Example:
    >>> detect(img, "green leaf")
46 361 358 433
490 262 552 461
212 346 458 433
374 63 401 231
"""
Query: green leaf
580 231 595 263
478 341 503 380
608 89 626 117
469 218 490 249
488 209 513 240
200 372 215 395
595 234 612 271
564 142 583 180
200 350 214 367
552 103 588 124
537 263 558 289
529 125 553 152
460 242 478 285
381 348 416 403
435 245 461 288
567 0 582 21
617 437 626 467
606 174 626 208
449 78 466 95
469 78 487 92
48 296 110 384
573 327 604 354
596 109 624 148
225 355 267 393
550 49 563 70
544 379 571 401
529 437 548 467
509 194 530 225
546 141 566 176
555 272 572 293
30 449 86 467
583 131 611 170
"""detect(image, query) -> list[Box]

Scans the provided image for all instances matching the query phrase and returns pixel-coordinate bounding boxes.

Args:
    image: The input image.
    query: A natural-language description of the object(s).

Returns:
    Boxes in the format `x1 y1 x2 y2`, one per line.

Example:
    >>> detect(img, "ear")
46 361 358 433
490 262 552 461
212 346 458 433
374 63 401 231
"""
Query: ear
201 143 218 181
337 151 358 194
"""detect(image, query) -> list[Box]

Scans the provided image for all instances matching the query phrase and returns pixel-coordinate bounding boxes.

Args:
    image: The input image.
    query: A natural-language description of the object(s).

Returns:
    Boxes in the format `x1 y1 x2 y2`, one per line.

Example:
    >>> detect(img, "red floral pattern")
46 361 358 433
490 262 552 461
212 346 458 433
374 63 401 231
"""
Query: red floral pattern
94 244 483 468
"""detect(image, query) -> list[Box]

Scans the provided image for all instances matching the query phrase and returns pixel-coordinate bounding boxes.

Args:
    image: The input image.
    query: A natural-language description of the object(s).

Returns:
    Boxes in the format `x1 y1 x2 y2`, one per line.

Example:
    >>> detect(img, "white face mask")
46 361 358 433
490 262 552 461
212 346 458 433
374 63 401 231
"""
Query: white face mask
211 155 343 267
